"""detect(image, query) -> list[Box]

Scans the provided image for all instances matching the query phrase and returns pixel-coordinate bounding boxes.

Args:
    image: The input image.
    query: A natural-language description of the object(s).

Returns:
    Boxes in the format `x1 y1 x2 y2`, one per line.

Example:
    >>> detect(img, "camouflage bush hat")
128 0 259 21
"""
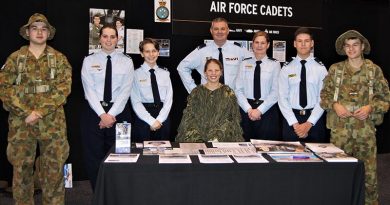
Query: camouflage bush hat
19 13 56 40
335 30 370 55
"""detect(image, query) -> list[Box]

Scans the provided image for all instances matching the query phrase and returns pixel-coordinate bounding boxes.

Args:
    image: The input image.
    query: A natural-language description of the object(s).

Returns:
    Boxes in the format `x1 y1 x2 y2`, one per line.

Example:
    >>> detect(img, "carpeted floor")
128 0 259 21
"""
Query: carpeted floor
1 153 390 205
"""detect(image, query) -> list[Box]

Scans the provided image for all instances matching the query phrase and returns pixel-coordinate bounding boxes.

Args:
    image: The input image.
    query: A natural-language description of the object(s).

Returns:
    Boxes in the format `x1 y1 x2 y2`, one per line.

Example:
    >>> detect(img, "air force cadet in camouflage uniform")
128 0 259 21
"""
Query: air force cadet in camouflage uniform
177 17 251 93
0 13 72 205
320 30 390 205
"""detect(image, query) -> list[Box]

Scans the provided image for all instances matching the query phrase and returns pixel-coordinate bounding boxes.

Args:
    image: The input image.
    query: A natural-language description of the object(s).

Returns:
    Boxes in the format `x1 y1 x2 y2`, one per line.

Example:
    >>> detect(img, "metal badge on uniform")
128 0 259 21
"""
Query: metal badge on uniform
245 64 253 69
288 74 296 78
206 56 213 60
91 64 102 71
139 79 147 83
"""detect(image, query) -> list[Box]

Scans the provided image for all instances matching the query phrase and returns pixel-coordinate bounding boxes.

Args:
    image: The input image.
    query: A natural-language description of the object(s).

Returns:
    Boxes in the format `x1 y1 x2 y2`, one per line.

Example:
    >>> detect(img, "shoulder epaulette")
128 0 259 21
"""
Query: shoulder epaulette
197 43 207 50
158 66 169 71
85 53 94 57
233 42 242 47
124 53 132 59
242 57 252 61
283 57 294 66
314 57 324 66
268 57 277 62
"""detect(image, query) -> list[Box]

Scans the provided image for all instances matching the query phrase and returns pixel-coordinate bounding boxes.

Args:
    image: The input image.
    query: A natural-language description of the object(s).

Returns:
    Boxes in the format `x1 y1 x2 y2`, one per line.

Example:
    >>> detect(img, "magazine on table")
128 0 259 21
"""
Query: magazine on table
268 153 323 162
250 139 307 153
304 143 357 162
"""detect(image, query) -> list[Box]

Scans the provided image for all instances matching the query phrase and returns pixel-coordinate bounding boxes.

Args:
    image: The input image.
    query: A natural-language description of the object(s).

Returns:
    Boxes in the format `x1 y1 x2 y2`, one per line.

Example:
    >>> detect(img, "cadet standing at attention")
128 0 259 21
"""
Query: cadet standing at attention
320 30 390 205
235 31 281 141
278 27 328 142
177 17 251 93
81 24 134 190
0 13 72 205
131 38 173 142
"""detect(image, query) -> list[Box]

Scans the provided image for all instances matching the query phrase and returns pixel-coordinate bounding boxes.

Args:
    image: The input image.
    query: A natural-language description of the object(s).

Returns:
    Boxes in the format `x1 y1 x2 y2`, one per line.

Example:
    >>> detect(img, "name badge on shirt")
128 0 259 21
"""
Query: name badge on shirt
225 57 239 61
288 74 297 78
139 79 147 83
245 64 253 69
91 64 102 71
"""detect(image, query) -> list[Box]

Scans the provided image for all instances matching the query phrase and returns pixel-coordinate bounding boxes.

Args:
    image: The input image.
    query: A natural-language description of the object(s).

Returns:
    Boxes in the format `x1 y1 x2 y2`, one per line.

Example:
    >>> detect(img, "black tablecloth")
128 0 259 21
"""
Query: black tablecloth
93 149 364 205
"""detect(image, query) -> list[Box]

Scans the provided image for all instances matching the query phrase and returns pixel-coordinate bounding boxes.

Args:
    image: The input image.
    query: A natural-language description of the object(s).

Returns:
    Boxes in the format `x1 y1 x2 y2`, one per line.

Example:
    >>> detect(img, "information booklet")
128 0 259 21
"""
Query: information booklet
304 143 357 162
144 140 172 148
104 153 140 163
115 122 131 153
159 154 192 164
198 154 234 164
304 143 345 153
250 139 307 153
268 153 323 162
203 147 256 155
232 154 269 163
316 152 358 162
212 142 253 148
164 148 200 155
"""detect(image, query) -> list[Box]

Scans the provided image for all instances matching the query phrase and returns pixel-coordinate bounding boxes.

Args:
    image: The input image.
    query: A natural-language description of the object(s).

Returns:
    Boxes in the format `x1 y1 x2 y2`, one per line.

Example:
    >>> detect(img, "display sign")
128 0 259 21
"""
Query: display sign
172 0 323 36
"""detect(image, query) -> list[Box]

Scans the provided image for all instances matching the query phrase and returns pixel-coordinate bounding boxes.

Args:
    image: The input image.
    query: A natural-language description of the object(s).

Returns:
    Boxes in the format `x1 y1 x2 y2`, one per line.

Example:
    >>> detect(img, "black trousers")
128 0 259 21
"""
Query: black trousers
240 104 281 141
80 101 131 190
282 109 327 143
132 103 171 142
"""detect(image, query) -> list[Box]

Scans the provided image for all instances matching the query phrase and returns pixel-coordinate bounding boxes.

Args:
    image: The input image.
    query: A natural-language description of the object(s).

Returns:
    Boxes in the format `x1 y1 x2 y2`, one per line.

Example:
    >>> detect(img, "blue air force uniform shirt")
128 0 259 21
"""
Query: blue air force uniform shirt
278 56 328 126
177 40 251 93
81 50 134 117
235 54 281 114
131 63 173 126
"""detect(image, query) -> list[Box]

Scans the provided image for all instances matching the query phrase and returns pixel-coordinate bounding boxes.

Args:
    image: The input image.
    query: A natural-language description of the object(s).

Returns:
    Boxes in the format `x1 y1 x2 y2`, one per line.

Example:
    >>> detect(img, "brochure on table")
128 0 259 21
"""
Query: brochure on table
159 154 192 164
104 153 140 163
232 154 269 163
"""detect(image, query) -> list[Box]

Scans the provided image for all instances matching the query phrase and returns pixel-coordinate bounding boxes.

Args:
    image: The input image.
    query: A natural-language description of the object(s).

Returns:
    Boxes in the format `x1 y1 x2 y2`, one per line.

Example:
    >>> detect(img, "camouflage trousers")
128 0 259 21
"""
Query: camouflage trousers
330 118 378 205
6 110 69 205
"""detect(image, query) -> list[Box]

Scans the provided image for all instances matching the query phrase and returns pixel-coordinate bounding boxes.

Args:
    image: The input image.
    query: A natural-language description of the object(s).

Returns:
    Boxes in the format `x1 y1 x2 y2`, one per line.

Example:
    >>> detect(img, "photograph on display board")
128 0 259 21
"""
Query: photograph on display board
272 40 286 62
155 39 170 57
89 8 125 54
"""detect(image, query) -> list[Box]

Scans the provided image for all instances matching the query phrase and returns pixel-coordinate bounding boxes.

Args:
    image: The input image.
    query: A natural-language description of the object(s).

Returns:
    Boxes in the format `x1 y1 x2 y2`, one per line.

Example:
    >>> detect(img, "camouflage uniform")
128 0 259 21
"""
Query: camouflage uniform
320 59 390 205
0 45 72 205
89 24 102 47
176 85 244 142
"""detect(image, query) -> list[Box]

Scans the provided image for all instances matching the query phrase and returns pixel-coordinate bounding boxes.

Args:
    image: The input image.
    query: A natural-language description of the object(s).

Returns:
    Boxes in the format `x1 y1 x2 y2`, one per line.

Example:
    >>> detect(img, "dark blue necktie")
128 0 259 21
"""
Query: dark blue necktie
150 69 161 104
254 60 262 100
103 55 112 103
218 47 224 84
299 60 307 108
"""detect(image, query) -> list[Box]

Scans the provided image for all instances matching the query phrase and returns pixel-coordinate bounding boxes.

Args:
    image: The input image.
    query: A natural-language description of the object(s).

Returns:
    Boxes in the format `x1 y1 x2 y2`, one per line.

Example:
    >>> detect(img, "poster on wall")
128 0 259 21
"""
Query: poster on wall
126 29 144 54
272 40 286 62
155 0 171 23
89 8 125 54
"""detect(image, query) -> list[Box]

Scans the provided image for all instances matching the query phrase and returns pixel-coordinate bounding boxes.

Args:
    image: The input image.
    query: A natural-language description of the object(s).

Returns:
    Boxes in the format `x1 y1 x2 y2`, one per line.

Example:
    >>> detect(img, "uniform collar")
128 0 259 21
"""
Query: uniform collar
99 50 118 59
210 40 231 49
141 62 158 71
296 55 313 63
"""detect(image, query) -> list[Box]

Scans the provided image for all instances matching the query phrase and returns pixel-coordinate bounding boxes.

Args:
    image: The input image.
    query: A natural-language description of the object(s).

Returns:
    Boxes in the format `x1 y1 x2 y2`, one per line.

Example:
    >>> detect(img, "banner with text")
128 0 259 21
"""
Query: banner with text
172 0 323 37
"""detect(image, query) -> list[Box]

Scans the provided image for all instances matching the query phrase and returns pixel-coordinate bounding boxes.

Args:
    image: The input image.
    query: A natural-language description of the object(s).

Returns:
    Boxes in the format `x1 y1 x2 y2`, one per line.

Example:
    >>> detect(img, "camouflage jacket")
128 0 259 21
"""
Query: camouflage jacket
176 85 244 142
0 45 72 117
320 59 390 127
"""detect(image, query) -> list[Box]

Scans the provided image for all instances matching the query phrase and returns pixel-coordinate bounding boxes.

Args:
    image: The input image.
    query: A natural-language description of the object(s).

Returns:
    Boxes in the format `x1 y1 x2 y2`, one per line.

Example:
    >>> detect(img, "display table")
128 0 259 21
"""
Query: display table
92 148 364 205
